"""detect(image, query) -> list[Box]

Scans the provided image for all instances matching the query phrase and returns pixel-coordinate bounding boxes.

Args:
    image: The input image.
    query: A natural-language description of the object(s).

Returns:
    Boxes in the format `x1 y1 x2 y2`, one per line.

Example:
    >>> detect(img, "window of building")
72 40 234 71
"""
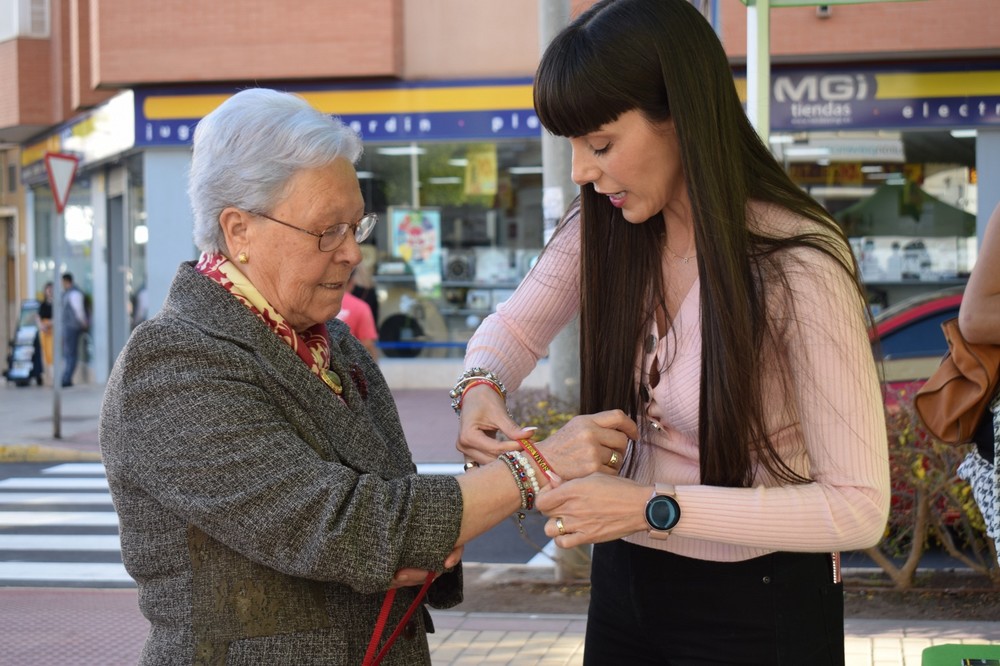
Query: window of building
356 138 545 356
31 181 94 300
774 129 976 314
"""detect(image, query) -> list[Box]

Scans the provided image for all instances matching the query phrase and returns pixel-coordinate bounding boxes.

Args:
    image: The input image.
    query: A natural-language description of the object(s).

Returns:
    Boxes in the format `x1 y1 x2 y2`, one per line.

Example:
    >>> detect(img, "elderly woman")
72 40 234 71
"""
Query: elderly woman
100 88 635 665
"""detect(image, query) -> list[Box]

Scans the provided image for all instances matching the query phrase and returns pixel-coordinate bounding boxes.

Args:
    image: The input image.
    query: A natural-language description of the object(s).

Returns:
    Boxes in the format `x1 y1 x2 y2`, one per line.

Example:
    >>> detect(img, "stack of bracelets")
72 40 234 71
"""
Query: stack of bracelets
449 367 508 416
453 368 559 532
498 451 539 511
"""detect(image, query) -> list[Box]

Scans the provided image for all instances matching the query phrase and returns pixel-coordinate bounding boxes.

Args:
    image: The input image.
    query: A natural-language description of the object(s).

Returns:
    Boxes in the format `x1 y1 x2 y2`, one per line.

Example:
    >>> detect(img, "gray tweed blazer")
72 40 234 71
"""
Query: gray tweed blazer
100 262 463 665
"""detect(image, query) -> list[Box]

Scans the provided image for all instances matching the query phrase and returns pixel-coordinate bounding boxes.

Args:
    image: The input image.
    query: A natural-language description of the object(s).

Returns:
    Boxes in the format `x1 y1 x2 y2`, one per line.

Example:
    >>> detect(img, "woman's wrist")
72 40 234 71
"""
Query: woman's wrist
450 367 507 415
517 438 559 484
458 381 505 412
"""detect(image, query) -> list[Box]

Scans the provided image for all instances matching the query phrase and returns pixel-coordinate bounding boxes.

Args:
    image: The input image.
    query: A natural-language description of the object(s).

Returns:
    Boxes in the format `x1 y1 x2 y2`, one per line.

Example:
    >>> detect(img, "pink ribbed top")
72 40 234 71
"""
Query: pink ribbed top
466 203 890 562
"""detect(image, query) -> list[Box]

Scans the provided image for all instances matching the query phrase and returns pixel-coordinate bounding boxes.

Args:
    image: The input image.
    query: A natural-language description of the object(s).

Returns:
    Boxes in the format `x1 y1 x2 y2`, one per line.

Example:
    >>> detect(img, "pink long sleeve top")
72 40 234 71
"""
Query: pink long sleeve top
465 203 890 562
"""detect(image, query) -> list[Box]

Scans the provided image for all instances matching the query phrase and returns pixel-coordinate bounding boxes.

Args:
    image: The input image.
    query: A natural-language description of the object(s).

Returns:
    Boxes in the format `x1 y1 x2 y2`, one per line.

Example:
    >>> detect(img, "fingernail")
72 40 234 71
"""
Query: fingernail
523 426 538 432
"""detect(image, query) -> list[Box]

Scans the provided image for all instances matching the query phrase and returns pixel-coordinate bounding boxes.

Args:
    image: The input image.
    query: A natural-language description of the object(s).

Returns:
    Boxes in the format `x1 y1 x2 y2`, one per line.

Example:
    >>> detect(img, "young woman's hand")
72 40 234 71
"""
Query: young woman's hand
456 384 537 464
536 475 650 548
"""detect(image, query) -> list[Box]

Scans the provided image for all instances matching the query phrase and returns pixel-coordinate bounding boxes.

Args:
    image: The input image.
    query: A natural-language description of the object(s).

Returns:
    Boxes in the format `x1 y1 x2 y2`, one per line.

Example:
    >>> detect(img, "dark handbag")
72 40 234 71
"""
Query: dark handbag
914 317 1000 445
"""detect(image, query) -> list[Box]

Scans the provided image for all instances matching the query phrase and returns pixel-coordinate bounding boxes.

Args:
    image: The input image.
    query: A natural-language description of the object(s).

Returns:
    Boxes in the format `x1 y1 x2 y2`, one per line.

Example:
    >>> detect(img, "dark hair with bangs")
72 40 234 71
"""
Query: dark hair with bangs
535 0 869 488
533 8 670 138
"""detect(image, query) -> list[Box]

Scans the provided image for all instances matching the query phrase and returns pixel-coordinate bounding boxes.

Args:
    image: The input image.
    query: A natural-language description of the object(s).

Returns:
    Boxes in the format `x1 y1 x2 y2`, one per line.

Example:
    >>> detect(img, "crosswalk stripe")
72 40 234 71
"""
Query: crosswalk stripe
0 477 108 490
0 511 119 527
0 562 131 583
415 463 465 475
46 463 468 476
0 492 113 505
42 463 106 475
527 538 558 567
0 535 121 551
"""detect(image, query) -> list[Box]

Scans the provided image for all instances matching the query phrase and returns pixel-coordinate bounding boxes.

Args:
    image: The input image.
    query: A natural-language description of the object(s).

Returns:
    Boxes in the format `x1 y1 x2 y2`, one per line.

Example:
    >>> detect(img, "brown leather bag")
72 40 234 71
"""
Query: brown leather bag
914 317 1000 445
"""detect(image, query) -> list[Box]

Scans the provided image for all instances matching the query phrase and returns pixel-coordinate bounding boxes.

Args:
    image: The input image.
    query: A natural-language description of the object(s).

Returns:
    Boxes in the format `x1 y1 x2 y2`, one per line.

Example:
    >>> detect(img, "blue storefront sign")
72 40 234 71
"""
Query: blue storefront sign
766 64 1000 132
133 78 541 147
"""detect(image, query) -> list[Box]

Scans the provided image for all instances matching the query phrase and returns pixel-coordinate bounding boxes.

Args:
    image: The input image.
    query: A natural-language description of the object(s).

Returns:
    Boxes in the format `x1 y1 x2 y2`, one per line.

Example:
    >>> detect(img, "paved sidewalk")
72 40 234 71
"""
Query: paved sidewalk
1 379 999 665
0 379 460 463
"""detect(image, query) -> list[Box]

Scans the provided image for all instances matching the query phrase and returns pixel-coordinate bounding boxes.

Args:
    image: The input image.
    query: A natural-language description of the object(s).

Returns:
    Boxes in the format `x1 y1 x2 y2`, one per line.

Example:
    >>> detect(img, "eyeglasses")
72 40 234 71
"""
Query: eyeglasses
247 210 377 252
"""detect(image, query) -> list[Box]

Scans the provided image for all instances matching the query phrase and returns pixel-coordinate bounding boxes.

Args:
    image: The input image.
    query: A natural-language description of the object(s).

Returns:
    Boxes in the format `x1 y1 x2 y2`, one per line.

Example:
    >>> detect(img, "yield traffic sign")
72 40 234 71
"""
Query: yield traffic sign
44 152 80 214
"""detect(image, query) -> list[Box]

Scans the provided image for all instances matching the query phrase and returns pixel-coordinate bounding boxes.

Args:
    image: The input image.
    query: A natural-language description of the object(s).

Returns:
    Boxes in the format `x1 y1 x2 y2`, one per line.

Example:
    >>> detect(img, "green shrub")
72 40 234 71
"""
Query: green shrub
506 388 578 441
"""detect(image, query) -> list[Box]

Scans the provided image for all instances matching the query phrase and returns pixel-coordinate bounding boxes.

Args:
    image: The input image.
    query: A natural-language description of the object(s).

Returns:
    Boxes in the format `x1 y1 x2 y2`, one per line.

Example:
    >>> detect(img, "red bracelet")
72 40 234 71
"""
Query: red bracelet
458 379 505 411
518 438 556 482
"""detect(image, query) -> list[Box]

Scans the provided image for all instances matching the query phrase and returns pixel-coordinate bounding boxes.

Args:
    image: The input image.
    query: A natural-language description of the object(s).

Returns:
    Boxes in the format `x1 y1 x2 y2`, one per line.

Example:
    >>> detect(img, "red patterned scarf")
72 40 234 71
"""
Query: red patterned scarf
195 252 343 395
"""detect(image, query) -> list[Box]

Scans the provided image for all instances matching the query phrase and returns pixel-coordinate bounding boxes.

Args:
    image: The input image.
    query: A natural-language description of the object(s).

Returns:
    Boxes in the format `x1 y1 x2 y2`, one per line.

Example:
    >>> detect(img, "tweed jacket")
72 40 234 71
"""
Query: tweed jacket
100 262 464 665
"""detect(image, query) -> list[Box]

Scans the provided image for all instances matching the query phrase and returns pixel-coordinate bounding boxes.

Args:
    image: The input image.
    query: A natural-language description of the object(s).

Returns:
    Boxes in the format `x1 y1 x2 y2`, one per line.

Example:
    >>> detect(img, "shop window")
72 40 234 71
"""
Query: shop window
779 130 976 311
357 139 546 356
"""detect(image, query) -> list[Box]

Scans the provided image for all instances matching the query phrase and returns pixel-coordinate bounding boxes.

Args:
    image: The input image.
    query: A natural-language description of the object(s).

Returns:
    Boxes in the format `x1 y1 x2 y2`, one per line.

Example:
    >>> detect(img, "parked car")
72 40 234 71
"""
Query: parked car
869 286 964 397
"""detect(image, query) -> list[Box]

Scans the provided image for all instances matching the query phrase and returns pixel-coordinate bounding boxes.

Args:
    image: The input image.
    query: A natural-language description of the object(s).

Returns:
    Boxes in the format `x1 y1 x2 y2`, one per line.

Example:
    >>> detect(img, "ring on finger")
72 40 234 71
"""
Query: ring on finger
608 451 620 467
463 460 480 471
555 517 566 536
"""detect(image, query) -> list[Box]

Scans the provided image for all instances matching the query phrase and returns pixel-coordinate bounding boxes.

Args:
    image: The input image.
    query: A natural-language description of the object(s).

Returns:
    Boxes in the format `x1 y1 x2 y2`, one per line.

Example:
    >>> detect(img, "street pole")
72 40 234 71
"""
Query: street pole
52 211 63 439
539 0 580 409
539 0 588 582
44 151 79 440
745 0 772 144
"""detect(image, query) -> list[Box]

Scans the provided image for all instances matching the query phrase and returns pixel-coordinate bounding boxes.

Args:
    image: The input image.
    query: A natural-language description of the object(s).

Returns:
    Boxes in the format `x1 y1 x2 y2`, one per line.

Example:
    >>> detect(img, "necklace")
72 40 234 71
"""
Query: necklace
665 244 696 264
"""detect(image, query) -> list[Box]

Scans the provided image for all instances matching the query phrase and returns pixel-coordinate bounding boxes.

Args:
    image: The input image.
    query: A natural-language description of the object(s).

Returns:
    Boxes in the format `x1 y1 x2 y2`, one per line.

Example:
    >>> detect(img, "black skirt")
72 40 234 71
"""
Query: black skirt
584 539 844 666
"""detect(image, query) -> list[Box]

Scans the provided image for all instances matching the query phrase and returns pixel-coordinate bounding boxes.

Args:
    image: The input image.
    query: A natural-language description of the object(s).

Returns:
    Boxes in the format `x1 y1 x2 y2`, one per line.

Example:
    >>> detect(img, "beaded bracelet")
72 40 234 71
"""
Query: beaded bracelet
498 451 534 511
510 450 541 497
450 367 508 415
518 438 556 482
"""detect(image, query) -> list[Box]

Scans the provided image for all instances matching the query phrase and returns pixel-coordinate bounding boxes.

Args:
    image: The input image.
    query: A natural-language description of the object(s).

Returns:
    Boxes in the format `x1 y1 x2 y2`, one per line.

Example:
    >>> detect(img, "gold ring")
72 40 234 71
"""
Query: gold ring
555 517 565 536
609 451 620 467
463 460 480 471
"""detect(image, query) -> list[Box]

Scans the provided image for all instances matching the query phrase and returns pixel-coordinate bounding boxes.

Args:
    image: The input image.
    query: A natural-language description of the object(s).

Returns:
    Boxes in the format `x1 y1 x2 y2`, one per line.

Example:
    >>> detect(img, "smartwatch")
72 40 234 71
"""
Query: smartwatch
645 483 680 540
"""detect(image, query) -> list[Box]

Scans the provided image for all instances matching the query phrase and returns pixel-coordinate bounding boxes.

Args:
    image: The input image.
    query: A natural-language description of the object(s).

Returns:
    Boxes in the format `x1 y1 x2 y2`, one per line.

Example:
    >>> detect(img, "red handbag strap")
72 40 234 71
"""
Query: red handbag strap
363 572 435 666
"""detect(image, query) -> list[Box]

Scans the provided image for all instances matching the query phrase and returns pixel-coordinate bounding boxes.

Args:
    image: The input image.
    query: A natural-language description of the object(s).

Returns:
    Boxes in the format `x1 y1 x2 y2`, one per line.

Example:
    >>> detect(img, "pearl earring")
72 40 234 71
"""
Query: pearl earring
238 252 248 264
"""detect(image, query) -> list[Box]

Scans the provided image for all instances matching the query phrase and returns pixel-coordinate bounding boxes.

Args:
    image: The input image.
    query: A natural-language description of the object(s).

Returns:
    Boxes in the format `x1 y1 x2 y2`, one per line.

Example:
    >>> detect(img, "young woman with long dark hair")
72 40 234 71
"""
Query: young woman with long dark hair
455 1 890 662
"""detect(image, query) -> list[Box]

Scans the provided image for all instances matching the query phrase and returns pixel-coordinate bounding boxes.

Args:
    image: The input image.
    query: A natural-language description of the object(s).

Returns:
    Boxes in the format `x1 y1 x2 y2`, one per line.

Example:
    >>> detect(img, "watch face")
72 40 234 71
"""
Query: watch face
646 495 680 532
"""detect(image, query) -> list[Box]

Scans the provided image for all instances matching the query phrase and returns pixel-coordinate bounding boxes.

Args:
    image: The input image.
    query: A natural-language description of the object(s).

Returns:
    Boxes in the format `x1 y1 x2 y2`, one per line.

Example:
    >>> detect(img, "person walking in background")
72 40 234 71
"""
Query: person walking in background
956 201 1000 564
350 260 380 326
100 87 635 665
454 1 889 663
38 282 54 371
337 268 380 358
36 282 54 380
61 272 88 387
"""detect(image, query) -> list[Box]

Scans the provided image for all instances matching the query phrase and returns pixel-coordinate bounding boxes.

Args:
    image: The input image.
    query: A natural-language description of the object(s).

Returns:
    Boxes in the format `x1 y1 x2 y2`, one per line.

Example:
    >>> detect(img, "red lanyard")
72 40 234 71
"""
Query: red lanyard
362 572 435 666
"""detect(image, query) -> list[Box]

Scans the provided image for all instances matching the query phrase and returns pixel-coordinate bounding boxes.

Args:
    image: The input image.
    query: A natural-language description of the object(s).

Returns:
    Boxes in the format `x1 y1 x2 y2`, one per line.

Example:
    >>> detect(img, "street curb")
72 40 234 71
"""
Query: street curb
0 445 102 463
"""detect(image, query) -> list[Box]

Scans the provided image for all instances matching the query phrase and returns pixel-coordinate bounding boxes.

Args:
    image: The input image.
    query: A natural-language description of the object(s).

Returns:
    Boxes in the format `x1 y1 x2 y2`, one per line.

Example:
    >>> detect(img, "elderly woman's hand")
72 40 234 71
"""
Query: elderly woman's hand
534 409 637 482
388 546 463 589
456 384 537 465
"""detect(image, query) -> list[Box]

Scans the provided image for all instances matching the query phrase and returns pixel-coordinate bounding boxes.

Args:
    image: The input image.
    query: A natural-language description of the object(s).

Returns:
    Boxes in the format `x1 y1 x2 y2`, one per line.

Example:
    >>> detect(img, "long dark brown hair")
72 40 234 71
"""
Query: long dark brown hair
535 0 869 487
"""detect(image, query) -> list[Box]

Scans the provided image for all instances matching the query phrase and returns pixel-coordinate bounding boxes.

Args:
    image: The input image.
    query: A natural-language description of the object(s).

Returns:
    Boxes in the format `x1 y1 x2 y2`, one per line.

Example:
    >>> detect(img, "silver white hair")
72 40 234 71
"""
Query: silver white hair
188 88 363 254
